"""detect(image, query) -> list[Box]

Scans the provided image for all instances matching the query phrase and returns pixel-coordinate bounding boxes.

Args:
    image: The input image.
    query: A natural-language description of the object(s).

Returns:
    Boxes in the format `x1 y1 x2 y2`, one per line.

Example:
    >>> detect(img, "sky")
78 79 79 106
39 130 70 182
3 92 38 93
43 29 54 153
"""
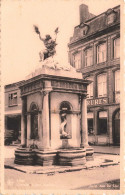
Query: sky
2 0 122 85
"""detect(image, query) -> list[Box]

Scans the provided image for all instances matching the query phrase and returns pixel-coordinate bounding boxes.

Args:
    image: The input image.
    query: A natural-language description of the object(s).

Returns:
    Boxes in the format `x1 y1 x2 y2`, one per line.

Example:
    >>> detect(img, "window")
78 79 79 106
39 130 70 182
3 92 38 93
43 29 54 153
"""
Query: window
114 38 120 59
97 43 106 63
85 48 93 67
8 93 17 106
86 77 93 98
98 111 107 134
115 70 120 103
97 74 107 97
87 112 94 135
107 13 115 25
115 70 120 92
74 53 81 69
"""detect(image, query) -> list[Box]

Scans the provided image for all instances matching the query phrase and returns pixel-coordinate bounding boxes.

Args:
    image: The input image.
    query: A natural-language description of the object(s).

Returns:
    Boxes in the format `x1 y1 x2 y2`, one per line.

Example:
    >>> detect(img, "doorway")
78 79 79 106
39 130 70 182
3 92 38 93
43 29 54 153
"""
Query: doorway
113 109 120 145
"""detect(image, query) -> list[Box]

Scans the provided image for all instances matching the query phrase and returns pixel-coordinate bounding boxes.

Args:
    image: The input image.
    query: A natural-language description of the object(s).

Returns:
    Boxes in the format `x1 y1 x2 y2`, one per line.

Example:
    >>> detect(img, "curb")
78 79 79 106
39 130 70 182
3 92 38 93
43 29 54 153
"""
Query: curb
94 152 120 155
4 161 120 174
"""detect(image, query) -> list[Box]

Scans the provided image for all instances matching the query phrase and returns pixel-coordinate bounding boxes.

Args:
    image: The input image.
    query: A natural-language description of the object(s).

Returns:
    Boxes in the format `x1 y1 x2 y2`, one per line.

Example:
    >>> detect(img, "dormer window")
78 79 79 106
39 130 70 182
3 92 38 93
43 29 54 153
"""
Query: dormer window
79 23 89 36
106 9 117 25
83 25 89 35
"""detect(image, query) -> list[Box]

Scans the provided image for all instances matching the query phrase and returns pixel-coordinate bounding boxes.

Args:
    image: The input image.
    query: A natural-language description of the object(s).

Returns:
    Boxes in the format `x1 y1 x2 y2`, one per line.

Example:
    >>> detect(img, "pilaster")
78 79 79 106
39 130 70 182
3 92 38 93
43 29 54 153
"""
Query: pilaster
21 97 27 145
80 95 89 148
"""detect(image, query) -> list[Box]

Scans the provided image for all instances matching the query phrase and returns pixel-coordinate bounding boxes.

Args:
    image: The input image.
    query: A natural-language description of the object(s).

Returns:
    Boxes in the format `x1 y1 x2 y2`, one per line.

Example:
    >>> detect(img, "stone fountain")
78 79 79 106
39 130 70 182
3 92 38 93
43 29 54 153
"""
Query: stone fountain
14 28 94 166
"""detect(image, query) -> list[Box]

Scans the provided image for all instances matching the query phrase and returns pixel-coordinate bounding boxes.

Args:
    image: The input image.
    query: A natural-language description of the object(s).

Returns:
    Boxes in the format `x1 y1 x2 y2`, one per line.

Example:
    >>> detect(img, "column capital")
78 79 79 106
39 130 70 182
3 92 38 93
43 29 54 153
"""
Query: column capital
81 94 88 99
42 90 52 96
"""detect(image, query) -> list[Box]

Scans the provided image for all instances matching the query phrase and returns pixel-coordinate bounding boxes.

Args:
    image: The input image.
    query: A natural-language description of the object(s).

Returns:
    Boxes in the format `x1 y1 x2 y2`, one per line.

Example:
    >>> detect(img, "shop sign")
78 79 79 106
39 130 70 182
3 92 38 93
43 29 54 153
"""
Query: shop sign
87 97 108 106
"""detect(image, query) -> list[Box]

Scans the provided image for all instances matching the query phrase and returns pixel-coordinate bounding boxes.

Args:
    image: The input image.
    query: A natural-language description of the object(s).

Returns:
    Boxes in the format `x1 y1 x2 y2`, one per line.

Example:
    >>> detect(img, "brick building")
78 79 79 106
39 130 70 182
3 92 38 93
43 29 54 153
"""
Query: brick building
68 4 120 145
5 81 24 144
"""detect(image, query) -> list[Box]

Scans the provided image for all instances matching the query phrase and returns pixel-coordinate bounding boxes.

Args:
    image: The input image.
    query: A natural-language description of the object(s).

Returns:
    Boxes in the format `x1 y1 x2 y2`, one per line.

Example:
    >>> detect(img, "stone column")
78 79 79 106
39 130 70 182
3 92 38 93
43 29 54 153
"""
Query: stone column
108 109 113 145
80 95 89 148
21 97 26 145
5 116 7 130
42 91 50 149
38 112 42 141
94 110 98 135
27 114 31 146
93 110 98 144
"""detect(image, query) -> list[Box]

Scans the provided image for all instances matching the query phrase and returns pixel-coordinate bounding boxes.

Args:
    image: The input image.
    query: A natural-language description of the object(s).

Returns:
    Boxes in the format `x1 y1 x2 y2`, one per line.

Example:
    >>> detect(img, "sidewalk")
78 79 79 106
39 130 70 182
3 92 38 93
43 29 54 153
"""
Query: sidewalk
5 153 120 174
92 145 120 155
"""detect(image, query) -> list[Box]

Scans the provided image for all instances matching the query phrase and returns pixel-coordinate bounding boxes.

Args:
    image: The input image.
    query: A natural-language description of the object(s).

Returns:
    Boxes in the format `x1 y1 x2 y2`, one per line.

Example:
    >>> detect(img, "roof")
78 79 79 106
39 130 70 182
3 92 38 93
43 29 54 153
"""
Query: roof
69 5 120 46
5 80 25 89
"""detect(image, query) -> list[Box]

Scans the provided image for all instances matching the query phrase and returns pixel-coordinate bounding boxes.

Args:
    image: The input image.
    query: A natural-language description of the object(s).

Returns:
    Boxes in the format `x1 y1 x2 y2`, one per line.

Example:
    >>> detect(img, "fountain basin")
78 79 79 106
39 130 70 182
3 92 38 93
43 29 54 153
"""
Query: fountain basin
57 148 86 166
14 148 35 165
14 148 57 166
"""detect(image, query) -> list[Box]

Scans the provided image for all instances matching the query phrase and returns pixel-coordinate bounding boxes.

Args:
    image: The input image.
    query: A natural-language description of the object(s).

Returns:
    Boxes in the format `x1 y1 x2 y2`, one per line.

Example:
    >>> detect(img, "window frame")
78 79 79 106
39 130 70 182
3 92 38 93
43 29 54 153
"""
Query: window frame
8 92 18 107
114 37 120 59
86 76 94 99
97 42 106 64
84 47 93 67
73 52 81 69
97 73 107 97
115 69 120 93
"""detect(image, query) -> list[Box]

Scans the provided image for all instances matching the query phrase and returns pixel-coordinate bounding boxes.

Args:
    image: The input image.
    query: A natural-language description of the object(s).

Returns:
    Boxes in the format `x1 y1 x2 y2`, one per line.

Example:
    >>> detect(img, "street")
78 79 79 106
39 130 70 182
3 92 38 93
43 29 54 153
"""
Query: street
5 164 120 190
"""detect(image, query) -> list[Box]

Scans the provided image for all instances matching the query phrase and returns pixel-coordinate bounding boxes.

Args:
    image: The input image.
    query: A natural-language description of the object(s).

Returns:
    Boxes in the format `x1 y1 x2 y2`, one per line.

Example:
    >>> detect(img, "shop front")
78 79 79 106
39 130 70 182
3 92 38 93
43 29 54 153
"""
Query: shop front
87 97 120 146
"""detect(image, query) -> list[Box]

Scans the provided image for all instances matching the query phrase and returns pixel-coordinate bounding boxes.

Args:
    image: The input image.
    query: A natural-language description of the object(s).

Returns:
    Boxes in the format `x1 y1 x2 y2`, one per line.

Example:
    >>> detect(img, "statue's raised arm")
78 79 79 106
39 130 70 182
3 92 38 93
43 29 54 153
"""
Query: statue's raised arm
34 25 45 42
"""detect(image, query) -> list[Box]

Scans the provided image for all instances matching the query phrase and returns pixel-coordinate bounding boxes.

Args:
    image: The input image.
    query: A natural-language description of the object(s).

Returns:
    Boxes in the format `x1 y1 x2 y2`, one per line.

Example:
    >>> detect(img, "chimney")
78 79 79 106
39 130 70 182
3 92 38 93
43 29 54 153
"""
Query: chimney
79 4 89 23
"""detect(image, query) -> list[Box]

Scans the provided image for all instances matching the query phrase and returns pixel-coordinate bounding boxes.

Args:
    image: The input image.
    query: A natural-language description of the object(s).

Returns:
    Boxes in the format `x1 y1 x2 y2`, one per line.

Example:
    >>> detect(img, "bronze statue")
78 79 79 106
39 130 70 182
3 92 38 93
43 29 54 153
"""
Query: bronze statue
34 25 59 60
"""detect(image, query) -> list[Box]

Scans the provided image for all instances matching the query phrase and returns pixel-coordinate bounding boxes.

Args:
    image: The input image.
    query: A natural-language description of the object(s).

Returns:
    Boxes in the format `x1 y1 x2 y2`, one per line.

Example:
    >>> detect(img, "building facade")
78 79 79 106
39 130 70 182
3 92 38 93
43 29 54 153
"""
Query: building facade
68 4 120 146
4 81 24 144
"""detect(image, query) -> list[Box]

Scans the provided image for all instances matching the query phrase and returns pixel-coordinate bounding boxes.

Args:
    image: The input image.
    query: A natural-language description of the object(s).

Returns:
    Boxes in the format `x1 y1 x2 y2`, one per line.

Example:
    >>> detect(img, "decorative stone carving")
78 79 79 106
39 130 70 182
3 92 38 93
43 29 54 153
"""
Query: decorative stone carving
60 113 70 139
59 101 72 139
21 80 43 96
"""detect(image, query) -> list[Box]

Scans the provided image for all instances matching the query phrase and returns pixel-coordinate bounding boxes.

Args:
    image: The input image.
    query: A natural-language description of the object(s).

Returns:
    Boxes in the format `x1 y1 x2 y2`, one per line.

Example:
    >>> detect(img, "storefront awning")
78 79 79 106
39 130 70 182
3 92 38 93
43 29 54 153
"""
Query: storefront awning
99 111 107 118
87 112 93 119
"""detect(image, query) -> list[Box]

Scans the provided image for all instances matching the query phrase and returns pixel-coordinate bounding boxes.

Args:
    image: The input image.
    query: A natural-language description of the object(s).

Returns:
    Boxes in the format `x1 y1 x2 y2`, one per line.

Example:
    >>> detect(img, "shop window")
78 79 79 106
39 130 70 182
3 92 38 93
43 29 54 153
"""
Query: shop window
97 74 107 97
86 76 93 98
87 112 94 135
114 38 120 59
97 43 106 63
85 48 93 67
73 52 81 69
115 70 120 103
98 111 107 134
8 92 17 106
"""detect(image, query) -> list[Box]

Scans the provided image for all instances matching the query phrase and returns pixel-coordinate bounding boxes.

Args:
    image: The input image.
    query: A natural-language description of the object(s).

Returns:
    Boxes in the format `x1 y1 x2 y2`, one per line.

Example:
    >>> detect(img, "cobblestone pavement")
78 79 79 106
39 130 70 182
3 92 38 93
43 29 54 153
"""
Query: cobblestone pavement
4 165 120 190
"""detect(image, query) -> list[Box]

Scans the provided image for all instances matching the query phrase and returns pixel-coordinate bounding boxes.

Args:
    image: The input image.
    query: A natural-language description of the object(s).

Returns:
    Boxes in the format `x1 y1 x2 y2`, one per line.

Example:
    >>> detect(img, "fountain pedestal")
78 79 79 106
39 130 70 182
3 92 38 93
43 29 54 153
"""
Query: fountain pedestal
36 149 57 166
